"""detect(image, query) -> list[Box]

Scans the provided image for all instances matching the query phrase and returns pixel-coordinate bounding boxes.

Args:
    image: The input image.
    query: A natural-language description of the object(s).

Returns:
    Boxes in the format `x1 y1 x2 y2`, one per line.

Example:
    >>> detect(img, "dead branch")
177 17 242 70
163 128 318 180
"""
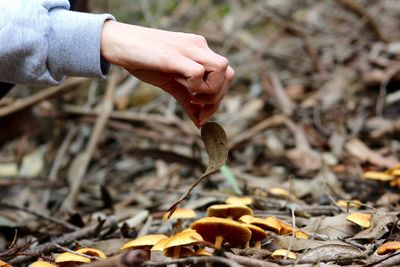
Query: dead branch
0 77 88 117
61 72 118 210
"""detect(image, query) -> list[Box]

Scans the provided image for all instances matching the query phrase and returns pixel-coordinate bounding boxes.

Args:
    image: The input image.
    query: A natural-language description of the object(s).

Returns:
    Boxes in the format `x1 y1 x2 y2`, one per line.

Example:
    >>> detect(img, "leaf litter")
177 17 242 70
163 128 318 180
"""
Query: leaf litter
1 0 400 266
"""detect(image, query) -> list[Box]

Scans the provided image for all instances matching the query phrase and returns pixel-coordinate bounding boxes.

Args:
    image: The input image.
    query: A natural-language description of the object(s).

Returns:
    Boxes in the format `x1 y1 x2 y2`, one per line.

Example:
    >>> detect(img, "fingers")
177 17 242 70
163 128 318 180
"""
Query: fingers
162 81 203 127
188 49 229 94
191 66 235 105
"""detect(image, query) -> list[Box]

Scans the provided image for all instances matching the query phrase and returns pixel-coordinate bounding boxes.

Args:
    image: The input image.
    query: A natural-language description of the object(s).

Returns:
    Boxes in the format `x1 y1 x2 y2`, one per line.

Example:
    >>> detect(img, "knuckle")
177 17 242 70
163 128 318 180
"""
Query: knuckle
226 67 235 80
191 34 208 46
191 65 205 79
216 57 229 71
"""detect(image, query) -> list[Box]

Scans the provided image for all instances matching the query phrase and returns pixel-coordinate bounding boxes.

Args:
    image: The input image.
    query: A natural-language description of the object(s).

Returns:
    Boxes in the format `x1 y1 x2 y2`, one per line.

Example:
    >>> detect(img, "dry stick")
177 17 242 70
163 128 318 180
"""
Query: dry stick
8 218 110 265
336 0 388 43
0 201 78 231
82 252 242 267
61 72 118 211
368 251 400 267
261 72 295 116
42 125 78 205
225 252 280 267
229 114 285 148
0 77 88 117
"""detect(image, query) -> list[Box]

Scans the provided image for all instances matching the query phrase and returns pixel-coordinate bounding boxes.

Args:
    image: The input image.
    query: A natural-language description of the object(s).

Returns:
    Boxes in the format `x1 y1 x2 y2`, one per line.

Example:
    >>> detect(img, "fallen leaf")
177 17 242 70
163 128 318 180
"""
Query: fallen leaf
299 244 366 264
345 138 398 168
303 213 359 239
167 122 228 216
351 213 398 240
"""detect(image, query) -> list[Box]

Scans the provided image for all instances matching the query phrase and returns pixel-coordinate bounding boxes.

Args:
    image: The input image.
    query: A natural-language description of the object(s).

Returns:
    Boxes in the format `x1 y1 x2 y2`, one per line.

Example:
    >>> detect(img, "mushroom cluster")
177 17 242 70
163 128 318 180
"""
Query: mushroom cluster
26 247 107 267
13 196 307 266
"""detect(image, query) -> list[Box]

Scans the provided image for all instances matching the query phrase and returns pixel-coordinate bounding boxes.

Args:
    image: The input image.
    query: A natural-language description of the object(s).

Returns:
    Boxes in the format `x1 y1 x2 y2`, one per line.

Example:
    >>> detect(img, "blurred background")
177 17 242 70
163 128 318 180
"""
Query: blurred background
1 0 400 257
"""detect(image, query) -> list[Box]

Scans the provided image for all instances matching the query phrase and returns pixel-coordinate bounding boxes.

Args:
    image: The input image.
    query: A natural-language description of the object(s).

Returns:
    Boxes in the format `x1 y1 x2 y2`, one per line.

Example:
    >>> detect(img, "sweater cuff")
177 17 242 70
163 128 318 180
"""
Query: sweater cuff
47 9 115 81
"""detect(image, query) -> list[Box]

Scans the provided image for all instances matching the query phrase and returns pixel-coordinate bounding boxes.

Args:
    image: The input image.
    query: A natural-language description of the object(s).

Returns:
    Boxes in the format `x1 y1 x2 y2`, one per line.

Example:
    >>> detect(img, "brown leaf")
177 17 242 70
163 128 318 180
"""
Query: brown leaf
300 244 366 264
351 212 398 240
167 122 228 216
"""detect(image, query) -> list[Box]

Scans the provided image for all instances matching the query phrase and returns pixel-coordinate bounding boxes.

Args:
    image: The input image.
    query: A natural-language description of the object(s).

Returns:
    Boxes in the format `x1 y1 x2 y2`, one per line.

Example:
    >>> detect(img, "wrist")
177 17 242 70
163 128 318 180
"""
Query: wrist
101 20 123 66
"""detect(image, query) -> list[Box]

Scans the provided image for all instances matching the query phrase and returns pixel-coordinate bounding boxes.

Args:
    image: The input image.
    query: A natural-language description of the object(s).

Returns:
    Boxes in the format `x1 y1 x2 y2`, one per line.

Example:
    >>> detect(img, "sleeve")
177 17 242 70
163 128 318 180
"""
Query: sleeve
0 0 115 86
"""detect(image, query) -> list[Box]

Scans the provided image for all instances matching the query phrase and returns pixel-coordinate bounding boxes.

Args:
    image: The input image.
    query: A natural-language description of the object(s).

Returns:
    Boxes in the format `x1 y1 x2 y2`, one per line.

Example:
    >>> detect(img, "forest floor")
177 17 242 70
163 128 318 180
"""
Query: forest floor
1 0 400 266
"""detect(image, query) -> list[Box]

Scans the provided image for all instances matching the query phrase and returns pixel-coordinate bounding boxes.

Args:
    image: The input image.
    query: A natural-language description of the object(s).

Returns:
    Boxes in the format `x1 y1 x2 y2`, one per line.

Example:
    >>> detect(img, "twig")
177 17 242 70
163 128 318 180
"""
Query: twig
42 125 78 205
61 72 118 210
366 251 400 267
82 251 242 267
225 252 280 267
336 0 387 43
0 77 88 117
0 201 78 231
8 217 111 265
52 243 103 261
230 115 285 148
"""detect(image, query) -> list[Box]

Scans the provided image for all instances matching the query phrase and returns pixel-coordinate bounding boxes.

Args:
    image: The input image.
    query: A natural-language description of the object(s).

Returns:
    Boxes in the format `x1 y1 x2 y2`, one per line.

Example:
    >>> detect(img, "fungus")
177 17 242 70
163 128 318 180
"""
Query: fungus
75 248 106 258
377 241 400 255
225 196 253 206
191 217 251 249
0 261 12 267
239 215 281 234
120 234 168 251
163 230 203 259
29 261 57 267
363 171 394 181
242 223 268 248
279 221 308 239
271 249 297 260
207 204 253 220
346 212 371 228
55 252 91 265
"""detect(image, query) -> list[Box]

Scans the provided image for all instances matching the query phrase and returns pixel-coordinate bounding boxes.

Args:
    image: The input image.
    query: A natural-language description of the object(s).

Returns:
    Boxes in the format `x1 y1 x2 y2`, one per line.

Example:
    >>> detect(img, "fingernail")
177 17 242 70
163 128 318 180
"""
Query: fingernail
199 118 208 126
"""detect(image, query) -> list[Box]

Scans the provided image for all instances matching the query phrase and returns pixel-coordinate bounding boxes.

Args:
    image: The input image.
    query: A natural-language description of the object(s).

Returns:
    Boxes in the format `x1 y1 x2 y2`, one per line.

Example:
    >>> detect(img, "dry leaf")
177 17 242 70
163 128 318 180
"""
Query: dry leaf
300 244 366 264
167 122 228 216
351 213 398 240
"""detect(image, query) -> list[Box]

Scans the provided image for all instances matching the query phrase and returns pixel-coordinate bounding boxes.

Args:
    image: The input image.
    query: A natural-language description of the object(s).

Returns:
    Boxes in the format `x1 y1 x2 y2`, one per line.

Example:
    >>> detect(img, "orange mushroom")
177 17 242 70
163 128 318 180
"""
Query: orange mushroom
377 241 400 255
191 217 251 249
271 249 297 260
346 212 371 228
207 204 253 220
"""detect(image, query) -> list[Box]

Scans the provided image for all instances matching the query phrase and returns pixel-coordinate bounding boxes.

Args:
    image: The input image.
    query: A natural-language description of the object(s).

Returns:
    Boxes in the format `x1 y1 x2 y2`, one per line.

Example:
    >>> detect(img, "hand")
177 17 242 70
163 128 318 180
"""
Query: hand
100 21 235 127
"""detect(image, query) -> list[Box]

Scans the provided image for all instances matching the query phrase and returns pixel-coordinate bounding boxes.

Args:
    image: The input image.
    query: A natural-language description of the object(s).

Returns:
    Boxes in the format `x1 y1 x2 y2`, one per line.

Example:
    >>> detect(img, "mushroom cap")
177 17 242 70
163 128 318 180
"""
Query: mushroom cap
346 212 371 228
0 260 12 267
268 187 290 198
151 237 173 251
164 229 203 250
163 208 197 220
225 196 253 206
29 261 57 267
120 234 168 250
336 199 361 209
239 215 281 233
76 248 107 258
207 204 253 219
191 217 251 247
55 252 91 263
377 241 400 255
238 215 255 224
271 249 297 259
242 224 268 242
164 247 194 258
279 221 308 239
363 171 394 181
194 248 211 256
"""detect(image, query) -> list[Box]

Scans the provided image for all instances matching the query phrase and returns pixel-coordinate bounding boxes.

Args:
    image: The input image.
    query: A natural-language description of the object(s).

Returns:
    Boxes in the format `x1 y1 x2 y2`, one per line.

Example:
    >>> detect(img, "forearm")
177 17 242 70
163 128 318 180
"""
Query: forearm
0 0 113 86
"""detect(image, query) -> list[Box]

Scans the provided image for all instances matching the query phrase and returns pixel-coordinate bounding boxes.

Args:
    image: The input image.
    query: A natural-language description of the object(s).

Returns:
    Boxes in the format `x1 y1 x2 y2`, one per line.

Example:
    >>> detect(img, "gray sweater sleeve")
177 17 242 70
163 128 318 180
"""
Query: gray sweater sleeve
0 0 115 86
